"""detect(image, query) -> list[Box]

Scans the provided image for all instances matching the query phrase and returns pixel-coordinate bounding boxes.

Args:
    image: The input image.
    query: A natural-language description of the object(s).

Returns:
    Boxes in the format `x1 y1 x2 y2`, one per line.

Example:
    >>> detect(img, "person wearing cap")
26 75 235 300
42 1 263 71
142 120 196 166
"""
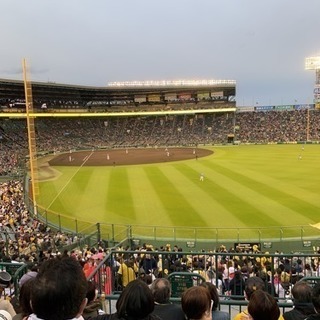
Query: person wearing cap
224 266 235 295
0 272 16 319
0 310 13 320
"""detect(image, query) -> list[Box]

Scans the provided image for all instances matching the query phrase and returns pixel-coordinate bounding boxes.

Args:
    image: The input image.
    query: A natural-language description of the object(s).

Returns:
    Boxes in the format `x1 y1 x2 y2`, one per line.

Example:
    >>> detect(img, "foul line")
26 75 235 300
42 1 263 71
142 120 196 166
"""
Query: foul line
46 151 94 211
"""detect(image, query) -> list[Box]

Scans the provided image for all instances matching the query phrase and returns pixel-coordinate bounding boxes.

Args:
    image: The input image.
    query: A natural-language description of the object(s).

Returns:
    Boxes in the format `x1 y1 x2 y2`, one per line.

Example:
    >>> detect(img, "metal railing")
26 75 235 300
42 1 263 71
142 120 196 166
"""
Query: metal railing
87 250 320 298
86 250 320 316
0 262 29 298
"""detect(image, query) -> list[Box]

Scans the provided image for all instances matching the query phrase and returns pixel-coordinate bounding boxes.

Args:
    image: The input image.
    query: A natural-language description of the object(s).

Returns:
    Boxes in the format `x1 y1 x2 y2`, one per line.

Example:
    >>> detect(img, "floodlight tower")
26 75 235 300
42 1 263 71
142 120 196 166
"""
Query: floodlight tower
22 59 39 216
305 56 320 109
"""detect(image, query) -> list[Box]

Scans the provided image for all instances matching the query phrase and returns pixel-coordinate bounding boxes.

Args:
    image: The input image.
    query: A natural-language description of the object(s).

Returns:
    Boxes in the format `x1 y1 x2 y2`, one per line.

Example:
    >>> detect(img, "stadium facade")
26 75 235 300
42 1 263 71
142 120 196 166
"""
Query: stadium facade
0 78 236 111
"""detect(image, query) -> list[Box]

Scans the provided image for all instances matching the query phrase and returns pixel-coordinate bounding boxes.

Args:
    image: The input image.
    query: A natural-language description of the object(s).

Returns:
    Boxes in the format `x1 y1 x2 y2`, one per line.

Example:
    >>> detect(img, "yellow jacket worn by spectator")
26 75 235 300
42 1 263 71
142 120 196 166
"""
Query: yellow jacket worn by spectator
117 259 138 287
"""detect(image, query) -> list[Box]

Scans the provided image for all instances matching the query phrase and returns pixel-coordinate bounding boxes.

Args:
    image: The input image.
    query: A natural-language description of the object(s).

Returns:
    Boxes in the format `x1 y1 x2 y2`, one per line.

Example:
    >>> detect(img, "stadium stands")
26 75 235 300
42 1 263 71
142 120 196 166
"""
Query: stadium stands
1 108 320 177
1 80 320 318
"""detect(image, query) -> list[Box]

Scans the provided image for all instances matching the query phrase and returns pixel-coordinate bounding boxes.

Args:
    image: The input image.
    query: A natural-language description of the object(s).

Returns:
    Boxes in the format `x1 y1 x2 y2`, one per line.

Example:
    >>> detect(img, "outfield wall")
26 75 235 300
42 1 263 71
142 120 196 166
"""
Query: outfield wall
27 197 320 253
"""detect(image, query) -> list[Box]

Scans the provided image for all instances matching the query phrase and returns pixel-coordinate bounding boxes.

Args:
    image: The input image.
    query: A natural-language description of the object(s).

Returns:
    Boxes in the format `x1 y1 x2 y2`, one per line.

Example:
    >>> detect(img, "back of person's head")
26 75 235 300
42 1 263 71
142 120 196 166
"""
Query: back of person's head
234 270 243 280
245 276 265 300
18 278 34 317
181 286 211 320
150 278 171 304
311 282 320 313
31 257 88 320
116 279 155 319
248 290 280 320
291 281 312 304
144 274 153 286
200 282 220 311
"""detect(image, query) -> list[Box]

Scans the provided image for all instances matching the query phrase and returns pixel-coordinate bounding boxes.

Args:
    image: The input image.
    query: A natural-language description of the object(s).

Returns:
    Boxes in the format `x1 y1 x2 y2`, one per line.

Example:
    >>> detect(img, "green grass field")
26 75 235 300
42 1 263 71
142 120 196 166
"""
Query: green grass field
36 144 320 241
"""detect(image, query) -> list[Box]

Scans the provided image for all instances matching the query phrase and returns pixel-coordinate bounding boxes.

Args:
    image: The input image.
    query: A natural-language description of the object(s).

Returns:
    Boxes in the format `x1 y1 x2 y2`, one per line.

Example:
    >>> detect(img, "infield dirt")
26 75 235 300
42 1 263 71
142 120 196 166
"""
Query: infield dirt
48 147 213 167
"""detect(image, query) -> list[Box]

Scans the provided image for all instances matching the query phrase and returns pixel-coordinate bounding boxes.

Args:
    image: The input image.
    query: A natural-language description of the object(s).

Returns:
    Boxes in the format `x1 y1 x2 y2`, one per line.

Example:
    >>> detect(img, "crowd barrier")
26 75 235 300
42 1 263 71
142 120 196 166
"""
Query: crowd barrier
86 250 320 316
87 250 320 300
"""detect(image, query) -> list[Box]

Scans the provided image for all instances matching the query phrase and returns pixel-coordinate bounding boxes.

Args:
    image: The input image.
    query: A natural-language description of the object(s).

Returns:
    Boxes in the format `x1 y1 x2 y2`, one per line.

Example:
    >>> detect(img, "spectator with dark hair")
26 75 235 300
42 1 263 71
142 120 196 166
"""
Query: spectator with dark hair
117 257 138 288
82 281 103 319
305 282 320 320
12 278 34 320
233 276 265 320
150 278 185 320
139 249 157 275
30 257 88 320
283 281 314 320
201 282 229 320
228 270 245 300
92 279 160 320
248 290 280 320
181 286 212 320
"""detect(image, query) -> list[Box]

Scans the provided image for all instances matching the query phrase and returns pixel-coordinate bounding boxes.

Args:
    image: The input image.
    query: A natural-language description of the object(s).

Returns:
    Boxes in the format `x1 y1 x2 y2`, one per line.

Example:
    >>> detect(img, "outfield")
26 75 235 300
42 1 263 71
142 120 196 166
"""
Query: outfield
36 144 320 241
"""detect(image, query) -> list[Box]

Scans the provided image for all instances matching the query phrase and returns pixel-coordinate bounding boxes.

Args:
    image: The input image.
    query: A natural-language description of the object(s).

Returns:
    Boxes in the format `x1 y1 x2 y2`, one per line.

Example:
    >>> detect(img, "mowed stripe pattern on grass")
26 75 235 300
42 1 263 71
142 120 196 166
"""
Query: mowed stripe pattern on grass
37 145 320 235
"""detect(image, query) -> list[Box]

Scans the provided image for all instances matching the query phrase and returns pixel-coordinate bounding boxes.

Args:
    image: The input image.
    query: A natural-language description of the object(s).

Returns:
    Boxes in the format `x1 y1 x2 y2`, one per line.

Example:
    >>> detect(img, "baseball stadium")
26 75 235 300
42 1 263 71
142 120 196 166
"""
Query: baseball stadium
3 0 320 316
1 62 320 252
1 62 320 313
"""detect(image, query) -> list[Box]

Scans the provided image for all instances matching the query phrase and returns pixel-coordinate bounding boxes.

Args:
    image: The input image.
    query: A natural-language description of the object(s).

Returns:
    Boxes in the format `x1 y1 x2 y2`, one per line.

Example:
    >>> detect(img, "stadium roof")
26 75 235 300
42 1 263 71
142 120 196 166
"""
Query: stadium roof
0 78 236 103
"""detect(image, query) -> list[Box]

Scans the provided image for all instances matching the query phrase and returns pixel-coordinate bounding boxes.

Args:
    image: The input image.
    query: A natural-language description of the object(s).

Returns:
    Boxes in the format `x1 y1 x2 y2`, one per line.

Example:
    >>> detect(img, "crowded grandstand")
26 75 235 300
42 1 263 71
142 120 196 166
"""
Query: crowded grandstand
0 78 320 319
0 78 319 176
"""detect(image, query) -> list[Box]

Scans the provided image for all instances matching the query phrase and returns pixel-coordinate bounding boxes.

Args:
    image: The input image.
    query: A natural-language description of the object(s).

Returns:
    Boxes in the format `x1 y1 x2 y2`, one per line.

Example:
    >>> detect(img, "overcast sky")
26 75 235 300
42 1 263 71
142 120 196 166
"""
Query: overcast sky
1 0 319 106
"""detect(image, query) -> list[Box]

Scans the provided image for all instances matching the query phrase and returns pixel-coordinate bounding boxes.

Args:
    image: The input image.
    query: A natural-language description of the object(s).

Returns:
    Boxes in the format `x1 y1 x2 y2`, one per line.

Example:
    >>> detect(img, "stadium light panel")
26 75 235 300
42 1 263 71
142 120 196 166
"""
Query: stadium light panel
305 56 320 70
107 79 236 87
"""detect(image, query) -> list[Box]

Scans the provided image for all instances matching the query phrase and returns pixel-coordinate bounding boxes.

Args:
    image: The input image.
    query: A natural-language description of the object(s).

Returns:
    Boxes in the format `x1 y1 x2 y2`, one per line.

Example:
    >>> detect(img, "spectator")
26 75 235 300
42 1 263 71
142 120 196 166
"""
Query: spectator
228 270 245 300
91 279 160 320
139 249 157 275
201 282 229 320
117 257 138 288
82 281 103 320
233 276 265 320
0 272 16 318
248 290 280 320
181 286 212 320
274 267 291 299
283 281 314 320
150 278 185 320
30 257 88 320
305 282 320 320
12 277 34 320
